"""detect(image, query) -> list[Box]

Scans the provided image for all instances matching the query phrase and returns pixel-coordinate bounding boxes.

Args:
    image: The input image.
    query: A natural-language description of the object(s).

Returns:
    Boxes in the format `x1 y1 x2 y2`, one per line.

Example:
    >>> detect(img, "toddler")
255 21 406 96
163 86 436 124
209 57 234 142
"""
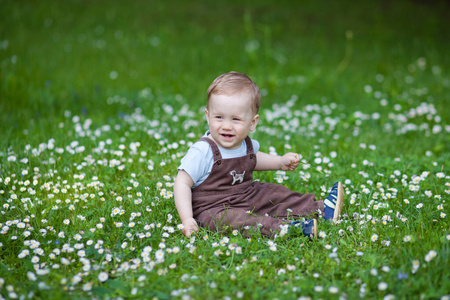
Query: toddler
174 71 344 239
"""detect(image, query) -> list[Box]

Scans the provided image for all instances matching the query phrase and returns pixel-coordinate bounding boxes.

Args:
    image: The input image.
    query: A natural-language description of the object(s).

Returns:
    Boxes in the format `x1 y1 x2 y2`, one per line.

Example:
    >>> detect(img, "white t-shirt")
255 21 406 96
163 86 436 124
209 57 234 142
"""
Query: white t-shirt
178 132 260 188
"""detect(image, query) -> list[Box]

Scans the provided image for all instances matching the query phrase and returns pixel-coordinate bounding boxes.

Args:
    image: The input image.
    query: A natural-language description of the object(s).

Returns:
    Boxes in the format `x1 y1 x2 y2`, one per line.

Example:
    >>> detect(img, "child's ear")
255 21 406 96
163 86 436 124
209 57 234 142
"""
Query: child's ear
250 114 259 132
205 108 212 126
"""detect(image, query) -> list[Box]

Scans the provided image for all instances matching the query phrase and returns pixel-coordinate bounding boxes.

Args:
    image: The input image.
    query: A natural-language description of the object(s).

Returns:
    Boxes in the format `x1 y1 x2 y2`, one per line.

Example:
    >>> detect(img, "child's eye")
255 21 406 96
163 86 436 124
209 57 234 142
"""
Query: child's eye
233 118 240 121
215 116 222 119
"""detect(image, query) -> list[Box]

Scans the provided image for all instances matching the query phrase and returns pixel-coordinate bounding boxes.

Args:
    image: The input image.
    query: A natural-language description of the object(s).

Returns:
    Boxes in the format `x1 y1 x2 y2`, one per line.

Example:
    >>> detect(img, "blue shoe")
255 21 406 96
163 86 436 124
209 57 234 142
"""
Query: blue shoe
324 182 345 223
289 219 317 239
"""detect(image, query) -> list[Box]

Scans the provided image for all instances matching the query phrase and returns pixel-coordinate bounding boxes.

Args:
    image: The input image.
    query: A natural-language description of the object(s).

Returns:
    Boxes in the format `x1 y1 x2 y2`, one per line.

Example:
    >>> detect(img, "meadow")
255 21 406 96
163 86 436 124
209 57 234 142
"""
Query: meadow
0 0 449 299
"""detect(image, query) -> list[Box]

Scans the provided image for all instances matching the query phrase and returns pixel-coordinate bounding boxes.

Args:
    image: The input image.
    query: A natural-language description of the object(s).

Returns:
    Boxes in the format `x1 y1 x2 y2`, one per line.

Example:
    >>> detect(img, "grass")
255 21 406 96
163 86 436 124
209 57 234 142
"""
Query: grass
0 0 449 299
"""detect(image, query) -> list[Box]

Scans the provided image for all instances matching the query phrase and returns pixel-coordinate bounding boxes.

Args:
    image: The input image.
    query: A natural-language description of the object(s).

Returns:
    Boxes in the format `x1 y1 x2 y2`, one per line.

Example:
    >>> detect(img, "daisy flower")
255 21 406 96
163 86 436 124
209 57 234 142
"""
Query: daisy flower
328 286 339 294
371 234 378 242
411 260 420 274
424 250 437 262
98 272 109 282
378 282 388 291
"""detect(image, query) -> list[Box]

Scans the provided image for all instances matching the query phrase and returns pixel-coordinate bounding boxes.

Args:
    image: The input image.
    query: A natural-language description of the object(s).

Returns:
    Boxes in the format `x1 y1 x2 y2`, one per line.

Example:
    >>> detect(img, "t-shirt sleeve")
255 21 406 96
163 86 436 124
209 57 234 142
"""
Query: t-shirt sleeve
251 138 260 153
178 142 212 185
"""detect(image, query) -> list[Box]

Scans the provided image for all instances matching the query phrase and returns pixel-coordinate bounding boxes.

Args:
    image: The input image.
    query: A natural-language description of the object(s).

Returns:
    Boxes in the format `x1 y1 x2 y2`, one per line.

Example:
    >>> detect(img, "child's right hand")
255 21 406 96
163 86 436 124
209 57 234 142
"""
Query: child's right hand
182 218 199 238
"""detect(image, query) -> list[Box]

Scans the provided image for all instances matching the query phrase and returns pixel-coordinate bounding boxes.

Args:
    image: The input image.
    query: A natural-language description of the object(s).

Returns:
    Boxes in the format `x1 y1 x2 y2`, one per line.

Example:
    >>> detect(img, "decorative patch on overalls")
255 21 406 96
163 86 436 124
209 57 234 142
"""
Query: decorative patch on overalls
229 170 245 185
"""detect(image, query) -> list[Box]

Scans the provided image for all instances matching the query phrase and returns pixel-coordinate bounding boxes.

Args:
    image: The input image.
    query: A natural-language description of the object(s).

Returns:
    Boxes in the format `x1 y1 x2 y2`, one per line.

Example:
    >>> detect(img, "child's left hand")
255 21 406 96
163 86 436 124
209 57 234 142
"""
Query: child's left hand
281 152 300 171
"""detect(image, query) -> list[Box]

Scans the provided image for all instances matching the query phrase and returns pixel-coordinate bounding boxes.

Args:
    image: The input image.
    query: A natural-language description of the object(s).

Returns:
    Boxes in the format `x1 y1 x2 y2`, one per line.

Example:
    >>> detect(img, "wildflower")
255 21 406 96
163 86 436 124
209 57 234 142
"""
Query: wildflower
441 212 447 218
287 264 296 271
381 236 390 244
404 235 412 242
155 249 165 261
319 231 327 238
63 219 70 225
98 272 109 282
371 234 378 242
378 282 388 291
328 286 339 294
416 203 423 209
72 275 82 285
82 282 93 292
314 286 323 292
27 272 37 281
411 260 420 273
424 250 437 262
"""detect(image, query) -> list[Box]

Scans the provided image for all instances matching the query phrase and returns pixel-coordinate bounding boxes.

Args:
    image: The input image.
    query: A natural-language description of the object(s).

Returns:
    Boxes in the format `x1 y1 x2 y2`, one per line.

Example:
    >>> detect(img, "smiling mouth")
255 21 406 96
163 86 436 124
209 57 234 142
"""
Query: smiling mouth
221 134 234 138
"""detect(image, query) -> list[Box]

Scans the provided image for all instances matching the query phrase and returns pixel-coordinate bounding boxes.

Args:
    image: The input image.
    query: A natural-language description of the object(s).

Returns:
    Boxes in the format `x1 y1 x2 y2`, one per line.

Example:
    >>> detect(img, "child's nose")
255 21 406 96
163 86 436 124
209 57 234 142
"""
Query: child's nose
222 120 232 130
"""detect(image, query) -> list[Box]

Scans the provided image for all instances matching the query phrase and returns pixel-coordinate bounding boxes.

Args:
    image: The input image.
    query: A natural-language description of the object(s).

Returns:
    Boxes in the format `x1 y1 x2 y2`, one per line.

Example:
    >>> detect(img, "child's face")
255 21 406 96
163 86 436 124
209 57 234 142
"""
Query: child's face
205 92 259 150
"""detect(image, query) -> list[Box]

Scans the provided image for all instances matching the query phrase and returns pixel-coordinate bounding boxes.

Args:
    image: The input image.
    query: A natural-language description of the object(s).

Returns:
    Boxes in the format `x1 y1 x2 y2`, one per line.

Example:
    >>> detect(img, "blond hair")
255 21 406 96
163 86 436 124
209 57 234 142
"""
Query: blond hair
207 71 261 115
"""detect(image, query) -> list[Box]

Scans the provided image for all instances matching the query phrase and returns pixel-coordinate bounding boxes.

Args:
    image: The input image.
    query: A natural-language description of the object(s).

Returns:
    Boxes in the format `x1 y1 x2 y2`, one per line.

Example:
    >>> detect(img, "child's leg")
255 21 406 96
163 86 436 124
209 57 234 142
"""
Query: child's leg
196 208 318 239
246 182 324 219
196 208 284 238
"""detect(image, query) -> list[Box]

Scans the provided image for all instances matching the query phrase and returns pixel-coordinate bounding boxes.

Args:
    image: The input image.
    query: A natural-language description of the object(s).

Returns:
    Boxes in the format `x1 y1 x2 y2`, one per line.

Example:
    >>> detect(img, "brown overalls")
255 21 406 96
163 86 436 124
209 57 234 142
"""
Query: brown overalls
192 136 324 238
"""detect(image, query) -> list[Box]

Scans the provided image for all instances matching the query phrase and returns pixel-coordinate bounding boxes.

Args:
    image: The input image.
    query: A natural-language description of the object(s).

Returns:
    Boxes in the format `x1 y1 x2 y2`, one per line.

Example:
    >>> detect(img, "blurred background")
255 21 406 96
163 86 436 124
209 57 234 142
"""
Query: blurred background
1 0 449 146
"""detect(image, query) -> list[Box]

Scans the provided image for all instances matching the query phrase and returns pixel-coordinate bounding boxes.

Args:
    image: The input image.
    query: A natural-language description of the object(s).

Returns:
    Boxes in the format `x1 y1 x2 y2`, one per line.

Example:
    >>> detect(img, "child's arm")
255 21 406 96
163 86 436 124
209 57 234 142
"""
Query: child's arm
174 170 199 238
254 151 300 171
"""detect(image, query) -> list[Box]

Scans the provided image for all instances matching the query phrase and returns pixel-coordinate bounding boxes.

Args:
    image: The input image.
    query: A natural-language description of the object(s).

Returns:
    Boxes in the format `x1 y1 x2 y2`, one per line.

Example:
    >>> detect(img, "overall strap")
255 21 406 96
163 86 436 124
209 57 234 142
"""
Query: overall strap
199 137 222 162
245 136 254 155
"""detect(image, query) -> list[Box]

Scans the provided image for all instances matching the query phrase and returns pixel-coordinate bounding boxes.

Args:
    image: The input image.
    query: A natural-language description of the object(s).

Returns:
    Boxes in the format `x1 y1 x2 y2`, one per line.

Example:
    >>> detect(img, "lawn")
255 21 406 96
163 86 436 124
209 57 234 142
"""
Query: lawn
0 0 449 299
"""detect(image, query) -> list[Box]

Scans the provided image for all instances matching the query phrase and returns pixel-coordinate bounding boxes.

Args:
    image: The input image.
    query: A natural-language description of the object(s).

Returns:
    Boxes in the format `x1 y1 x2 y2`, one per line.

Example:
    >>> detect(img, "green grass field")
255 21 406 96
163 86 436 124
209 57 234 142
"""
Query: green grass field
1 0 449 299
